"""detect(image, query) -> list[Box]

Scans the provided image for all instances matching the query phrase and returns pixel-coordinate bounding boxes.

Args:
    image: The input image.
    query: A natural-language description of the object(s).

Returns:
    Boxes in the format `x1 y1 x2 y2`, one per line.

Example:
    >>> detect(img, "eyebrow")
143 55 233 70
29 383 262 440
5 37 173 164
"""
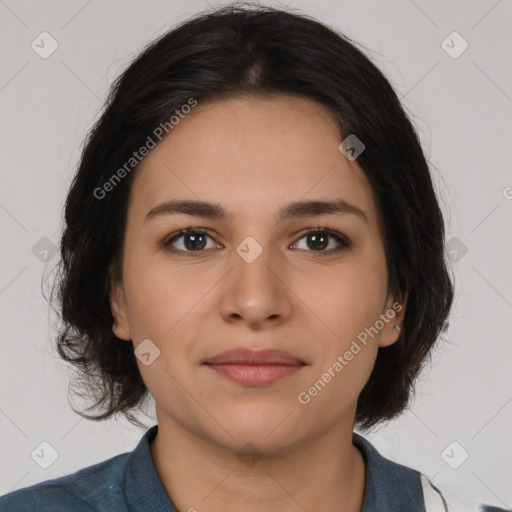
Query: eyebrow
144 198 368 224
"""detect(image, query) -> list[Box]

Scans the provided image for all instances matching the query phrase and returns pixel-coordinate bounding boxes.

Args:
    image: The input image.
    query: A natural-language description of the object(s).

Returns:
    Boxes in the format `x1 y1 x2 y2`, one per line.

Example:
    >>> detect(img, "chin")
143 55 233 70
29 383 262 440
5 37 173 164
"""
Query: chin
214 406 307 453
218 429 303 458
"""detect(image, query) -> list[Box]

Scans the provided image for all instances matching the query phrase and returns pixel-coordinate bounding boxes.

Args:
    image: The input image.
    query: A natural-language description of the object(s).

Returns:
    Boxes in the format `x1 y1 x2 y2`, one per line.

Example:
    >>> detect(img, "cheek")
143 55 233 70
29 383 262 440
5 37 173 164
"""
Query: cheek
294 265 385 411
121 248 178 338
300 257 388 343
121 251 218 342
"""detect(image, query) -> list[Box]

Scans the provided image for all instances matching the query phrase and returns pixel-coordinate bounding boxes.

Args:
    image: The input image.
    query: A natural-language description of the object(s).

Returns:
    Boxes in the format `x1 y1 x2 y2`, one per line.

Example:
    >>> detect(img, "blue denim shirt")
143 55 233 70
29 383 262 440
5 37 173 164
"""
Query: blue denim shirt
0 425 506 511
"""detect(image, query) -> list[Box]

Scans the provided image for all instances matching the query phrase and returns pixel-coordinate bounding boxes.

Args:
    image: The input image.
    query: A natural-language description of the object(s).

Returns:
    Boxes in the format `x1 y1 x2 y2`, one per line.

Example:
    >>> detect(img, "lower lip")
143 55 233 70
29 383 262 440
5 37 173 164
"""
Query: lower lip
204 363 303 386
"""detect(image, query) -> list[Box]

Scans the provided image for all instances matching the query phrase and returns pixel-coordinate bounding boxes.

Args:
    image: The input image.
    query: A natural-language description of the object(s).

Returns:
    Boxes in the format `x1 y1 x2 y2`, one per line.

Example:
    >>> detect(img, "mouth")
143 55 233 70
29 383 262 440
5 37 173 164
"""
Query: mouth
203 348 306 386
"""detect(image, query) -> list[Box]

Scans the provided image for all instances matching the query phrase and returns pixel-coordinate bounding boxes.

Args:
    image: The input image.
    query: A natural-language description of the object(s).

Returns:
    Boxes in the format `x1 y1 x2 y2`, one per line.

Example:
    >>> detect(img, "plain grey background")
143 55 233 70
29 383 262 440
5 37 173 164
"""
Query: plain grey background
0 0 511 509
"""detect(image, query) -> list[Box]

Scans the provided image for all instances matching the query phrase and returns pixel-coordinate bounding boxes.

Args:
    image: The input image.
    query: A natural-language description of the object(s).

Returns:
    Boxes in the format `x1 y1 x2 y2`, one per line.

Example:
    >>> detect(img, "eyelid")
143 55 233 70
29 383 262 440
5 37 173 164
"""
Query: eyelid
163 227 219 252
291 227 351 252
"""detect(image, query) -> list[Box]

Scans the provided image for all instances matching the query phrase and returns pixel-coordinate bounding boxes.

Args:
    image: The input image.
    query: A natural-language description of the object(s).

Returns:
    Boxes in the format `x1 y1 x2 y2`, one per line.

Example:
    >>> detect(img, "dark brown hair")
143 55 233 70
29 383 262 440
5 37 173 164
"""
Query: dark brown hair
51 3 454 431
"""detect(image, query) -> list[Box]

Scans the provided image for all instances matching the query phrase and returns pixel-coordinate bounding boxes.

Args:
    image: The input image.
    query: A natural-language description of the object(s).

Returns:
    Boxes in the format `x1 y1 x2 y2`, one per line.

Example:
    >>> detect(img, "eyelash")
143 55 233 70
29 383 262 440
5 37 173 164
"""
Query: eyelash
163 227 351 257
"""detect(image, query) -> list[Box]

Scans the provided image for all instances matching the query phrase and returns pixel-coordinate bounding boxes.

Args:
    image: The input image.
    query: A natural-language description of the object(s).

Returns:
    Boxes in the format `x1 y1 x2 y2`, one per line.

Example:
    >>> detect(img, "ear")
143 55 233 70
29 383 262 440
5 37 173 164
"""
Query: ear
109 277 132 341
378 292 407 348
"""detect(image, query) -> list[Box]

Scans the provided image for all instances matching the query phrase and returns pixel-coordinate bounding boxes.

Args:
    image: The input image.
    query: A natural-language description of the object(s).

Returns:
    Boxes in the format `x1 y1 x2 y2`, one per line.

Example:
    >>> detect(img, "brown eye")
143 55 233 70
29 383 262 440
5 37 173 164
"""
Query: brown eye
292 228 350 255
164 228 218 254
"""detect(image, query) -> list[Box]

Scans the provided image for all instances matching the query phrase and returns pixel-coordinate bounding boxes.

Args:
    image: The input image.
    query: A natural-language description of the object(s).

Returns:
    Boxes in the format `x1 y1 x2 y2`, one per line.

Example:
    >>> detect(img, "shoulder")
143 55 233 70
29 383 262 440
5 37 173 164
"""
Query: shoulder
352 432 509 512
353 431 440 511
0 451 130 512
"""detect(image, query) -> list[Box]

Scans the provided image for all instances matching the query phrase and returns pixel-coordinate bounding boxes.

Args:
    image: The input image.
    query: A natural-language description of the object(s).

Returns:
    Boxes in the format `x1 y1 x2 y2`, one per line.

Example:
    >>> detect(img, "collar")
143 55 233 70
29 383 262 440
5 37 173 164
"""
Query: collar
124 425 425 511
353 431 426 512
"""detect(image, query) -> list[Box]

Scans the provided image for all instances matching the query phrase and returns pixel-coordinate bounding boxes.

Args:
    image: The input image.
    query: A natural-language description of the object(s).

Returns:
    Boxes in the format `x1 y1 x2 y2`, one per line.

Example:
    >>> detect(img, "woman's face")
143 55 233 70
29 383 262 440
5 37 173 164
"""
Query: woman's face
110 95 403 452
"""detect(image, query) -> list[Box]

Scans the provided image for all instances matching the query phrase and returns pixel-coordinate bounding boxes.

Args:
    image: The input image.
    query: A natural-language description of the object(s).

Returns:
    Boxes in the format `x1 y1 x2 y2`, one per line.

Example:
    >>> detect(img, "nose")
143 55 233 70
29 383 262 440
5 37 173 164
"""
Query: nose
218 237 293 329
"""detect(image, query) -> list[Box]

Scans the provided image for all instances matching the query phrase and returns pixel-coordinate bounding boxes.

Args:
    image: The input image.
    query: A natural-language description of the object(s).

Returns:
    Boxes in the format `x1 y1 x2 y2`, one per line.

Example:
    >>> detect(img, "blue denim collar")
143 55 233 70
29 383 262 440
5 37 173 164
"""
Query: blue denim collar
123 425 427 512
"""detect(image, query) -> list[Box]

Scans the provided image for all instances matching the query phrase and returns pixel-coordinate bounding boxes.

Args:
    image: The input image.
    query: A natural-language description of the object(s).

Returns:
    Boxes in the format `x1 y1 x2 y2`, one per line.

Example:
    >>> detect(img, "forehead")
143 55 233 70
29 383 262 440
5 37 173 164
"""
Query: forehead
129 95 377 226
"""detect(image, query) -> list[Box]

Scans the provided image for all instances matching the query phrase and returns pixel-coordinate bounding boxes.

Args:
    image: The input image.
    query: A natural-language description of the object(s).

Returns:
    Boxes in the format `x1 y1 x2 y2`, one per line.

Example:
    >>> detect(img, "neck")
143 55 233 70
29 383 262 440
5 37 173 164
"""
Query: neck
150 414 366 512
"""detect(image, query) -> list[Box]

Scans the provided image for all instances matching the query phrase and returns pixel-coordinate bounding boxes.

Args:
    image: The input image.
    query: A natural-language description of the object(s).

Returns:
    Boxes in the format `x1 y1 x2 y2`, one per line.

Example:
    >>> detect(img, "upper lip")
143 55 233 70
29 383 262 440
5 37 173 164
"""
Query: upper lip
204 348 305 365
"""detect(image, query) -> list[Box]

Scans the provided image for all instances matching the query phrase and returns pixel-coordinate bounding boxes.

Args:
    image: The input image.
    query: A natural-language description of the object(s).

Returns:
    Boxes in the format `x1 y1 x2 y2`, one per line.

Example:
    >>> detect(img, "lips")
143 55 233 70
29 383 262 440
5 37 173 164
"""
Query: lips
203 348 306 386
203 348 305 366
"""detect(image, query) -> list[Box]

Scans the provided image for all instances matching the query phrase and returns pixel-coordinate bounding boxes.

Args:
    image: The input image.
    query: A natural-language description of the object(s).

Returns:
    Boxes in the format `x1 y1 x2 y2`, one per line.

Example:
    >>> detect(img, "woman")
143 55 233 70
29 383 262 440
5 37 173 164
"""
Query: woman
1 4 504 512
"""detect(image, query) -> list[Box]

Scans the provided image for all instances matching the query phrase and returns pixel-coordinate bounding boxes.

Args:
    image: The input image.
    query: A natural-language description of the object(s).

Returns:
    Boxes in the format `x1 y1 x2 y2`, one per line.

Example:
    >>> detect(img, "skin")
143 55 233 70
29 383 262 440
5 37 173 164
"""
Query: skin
110 95 405 512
